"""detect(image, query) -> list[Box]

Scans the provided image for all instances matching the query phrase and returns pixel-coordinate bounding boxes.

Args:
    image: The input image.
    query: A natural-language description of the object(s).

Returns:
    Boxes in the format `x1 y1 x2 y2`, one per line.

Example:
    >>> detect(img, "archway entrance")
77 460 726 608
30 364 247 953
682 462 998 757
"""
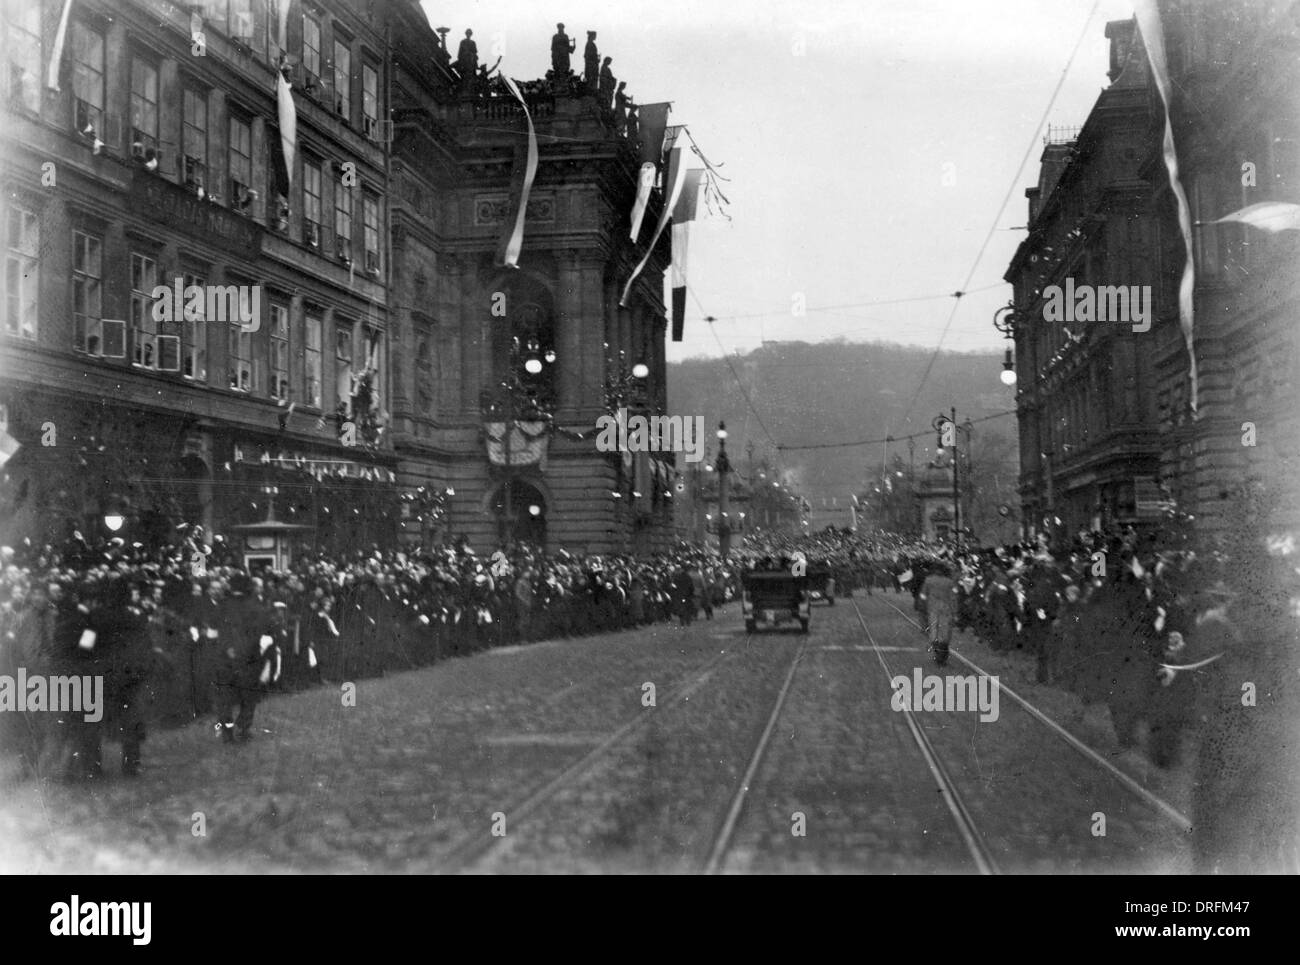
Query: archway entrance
490 479 546 547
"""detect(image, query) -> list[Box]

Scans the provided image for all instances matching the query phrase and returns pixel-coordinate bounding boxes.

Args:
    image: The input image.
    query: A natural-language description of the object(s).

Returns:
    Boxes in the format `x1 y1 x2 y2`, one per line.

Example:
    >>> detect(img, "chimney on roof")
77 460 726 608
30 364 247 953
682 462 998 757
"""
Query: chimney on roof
1105 18 1137 85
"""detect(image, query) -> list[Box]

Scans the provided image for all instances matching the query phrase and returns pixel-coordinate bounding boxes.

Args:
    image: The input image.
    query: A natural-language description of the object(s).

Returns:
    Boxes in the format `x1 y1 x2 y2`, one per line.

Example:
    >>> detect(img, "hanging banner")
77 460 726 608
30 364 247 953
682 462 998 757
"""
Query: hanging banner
1134 0 1197 413
629 162 656 242
46 0 75 91
637 103 672 167
485 421 550 467
496 74 539 268
620 142 688 307
670 168 705 341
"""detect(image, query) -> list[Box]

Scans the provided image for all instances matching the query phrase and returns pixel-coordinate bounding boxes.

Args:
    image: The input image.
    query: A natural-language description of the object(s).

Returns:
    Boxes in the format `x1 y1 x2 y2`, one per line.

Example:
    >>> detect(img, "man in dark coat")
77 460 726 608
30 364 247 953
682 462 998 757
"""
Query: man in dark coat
212 588 277 744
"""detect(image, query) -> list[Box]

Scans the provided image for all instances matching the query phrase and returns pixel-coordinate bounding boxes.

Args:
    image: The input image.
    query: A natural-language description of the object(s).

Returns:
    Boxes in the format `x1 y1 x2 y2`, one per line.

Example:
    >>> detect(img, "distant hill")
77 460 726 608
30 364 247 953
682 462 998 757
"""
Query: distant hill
666 339 1019 532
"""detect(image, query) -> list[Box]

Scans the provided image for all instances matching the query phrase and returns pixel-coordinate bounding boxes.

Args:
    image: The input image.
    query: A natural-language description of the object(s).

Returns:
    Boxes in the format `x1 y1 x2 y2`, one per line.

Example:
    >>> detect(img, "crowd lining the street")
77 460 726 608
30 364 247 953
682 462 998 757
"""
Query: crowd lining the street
1 519 1296 871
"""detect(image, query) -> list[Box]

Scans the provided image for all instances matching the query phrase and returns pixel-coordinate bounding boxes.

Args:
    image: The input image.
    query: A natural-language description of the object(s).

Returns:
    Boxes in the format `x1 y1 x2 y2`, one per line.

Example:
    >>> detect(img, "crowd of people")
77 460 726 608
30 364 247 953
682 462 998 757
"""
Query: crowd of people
2 519 1296 871
0 529 746 783
741 522 1300 872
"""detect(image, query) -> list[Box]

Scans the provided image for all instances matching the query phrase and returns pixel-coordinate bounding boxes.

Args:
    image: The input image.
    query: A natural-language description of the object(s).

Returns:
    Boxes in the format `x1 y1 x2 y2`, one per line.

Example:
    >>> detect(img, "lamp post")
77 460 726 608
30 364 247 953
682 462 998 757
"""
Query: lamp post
993 304 1018 387
716 421 732 559
934 410 961 548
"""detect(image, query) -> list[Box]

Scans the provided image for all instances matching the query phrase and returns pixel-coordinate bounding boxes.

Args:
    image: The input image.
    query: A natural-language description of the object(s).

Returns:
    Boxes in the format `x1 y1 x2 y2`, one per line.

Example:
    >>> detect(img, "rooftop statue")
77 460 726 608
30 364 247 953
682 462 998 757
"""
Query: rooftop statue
599 56 615 108
551 23 576 76
584 31 599 90
456 29 477 88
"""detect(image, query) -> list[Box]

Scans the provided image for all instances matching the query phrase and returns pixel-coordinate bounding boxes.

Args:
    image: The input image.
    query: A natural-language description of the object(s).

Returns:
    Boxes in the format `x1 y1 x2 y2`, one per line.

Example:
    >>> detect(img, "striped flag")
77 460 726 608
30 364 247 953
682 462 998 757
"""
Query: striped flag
670 168 704 342
621 138 688 308
496 74 539 268
629 162 656 242
46 0 75 91
1213 201 1300 233
1135 0 1197 413
637 103 672 168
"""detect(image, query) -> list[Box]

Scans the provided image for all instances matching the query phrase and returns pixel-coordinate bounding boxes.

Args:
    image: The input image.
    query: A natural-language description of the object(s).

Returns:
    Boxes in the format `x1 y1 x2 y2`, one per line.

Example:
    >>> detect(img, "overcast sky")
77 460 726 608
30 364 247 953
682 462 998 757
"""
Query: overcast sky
422 0 1135 362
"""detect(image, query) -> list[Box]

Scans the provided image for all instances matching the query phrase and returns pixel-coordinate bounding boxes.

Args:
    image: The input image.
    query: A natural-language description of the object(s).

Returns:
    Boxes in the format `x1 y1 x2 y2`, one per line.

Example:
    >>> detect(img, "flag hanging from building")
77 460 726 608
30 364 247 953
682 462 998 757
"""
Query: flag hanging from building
1213 201 1300 233
274 65 297 195
621 139 688 308
670 168 704 341
1135 0 1197 414
629 163 656 243
46 0 75 91
637 103 672 168
0 406 19 470
496 75 539 268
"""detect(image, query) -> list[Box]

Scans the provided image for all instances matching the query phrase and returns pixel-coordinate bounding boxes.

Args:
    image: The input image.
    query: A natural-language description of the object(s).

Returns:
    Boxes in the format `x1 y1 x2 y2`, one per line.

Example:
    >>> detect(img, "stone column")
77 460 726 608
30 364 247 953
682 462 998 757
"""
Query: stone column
454 254 482 419
555 250 583 419
578 254 607 421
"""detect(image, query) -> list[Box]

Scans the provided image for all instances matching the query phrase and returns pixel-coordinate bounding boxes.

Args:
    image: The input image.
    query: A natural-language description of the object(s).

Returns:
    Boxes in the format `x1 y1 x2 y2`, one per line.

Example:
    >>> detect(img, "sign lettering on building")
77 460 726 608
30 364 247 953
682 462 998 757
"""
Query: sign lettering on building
132 172 262 256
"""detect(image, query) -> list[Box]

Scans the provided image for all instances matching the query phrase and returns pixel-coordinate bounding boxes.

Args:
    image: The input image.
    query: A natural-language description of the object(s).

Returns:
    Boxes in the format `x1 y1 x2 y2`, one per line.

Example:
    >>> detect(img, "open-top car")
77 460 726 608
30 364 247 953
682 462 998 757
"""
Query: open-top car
741 570 811 633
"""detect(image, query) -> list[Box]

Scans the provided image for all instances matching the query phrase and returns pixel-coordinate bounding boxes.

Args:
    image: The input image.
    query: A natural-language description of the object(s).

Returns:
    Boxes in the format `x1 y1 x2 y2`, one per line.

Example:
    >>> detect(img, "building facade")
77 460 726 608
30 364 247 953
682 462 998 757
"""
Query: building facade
1005 18 1162 542
0 0 682 558
1004 4 1299 547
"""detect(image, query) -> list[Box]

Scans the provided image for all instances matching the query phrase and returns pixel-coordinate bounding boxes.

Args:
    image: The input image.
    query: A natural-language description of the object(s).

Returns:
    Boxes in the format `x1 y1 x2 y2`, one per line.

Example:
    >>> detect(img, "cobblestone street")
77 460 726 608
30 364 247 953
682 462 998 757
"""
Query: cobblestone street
0 593 1195 874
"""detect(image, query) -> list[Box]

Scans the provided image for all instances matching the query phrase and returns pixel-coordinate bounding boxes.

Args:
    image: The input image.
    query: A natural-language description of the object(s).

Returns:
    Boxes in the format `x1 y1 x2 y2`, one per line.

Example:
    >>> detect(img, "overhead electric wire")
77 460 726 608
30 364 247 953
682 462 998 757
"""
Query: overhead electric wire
777 409 1017 452
897 0 1102 428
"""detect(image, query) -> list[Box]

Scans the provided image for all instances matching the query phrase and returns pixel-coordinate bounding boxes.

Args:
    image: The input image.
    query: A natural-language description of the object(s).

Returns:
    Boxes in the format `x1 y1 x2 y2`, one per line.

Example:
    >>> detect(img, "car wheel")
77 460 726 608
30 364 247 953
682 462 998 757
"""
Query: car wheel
799 618 809 634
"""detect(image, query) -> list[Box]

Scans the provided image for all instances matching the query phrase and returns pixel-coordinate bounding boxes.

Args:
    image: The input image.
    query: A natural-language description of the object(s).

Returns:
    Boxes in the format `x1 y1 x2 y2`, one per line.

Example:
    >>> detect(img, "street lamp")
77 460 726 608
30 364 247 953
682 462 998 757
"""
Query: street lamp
716 421 732 559
631 362 649 379
993 304 1018 386
103 513 125 533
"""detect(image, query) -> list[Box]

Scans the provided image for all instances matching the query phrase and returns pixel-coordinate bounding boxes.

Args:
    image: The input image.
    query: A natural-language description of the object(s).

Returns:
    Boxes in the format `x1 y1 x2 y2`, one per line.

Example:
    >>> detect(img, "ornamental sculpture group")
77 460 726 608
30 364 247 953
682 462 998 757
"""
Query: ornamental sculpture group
431 23 638 140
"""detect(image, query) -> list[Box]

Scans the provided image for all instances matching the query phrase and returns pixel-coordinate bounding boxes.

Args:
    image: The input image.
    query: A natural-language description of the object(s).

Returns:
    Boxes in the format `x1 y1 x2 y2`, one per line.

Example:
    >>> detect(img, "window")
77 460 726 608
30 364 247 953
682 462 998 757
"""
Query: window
130 252 159 368
334 180 352 262
229 321 252 392
362 63 379 133
229 113 253 209
183 272 207 381
305 312 322 407
302 12 321 83
267 0 286 58
3 204 38 340
73 231 122 357
363 193 380 274
71 21 105 135
182 88 208 190
335 321 353 416
332 38 351 118
4 3 41 114
1193 175 1222 281
270 303 289 400
228 0 254 42
129 58 159 156
302 158 322 246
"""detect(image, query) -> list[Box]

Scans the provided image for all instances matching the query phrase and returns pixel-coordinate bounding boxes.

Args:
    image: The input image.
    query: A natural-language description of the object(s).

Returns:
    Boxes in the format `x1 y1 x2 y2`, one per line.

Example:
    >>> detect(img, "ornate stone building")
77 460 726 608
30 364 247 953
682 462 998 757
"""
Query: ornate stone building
0 0 683 557
1146 0 1300 541
386 4 676 555
1004 18 1162 541
1006 4 1300 547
